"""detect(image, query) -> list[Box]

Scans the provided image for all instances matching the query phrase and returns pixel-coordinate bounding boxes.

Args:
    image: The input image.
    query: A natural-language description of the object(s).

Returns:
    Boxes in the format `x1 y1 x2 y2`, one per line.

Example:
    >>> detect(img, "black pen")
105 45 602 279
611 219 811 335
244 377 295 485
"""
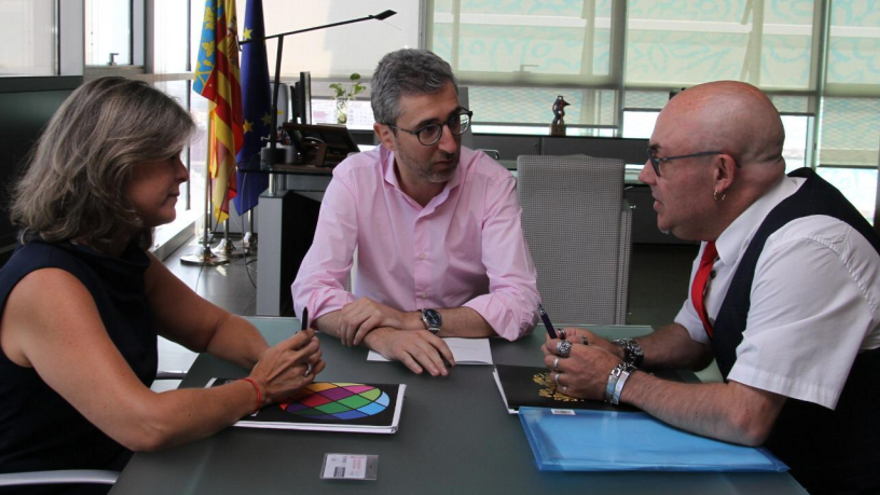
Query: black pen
538 304 558 339
301 307 309 333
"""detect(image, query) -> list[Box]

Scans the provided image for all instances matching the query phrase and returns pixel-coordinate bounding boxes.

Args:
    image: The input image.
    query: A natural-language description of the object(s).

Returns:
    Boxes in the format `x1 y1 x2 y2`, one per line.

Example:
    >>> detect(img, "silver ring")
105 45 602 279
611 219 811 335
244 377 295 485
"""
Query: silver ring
556 340 572 358
558 328 566 339
304 363 313 377
562 385 568 395
552 357 560 372
553 372 561 385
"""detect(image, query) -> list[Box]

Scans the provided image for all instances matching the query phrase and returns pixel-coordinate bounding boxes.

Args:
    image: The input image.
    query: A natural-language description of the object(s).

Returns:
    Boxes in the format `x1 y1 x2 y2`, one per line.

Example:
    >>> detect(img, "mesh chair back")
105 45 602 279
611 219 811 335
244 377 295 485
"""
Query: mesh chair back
517 155 631 324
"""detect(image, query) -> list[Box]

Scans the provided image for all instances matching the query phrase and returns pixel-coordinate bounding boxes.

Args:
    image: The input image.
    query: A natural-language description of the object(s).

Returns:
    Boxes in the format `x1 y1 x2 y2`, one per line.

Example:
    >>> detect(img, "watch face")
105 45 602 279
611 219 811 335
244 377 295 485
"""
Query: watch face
422 309 442 327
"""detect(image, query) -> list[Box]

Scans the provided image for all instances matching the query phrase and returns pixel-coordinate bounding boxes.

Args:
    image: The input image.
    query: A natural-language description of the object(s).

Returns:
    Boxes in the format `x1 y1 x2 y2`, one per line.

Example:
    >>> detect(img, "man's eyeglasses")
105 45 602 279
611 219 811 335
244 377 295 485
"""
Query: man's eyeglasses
646 149 724 177
386 110 473 146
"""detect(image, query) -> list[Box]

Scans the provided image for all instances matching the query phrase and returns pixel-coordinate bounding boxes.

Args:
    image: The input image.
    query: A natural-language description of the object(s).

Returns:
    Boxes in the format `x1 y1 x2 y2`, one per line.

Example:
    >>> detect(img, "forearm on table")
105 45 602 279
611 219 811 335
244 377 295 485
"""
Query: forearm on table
620 371 784 446
432 306 494 338
203 314 269 368
129 380 260 451
637 323 714 371
314 310 345 338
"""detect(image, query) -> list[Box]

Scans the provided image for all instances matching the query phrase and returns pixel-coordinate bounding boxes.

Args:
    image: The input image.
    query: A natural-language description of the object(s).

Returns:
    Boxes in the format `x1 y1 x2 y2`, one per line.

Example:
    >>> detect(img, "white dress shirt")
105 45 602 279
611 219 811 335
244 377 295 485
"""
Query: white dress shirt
675 176 880 409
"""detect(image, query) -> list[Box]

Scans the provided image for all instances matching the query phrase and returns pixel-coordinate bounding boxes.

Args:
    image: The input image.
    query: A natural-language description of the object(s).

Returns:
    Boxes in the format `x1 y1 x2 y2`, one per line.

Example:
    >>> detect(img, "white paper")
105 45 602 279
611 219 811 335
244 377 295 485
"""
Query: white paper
367 337 493 365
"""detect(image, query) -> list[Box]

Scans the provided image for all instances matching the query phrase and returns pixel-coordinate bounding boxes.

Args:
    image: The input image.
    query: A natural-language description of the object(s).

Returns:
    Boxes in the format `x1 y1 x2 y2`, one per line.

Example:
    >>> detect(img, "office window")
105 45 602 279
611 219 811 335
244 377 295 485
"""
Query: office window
826 0 880 91
153 0 189 73
431 0 614 83
191 0 419 80
819 97 880 167
817 167 877 225
85 0 131 66
626 0 814 89
0 0 55 76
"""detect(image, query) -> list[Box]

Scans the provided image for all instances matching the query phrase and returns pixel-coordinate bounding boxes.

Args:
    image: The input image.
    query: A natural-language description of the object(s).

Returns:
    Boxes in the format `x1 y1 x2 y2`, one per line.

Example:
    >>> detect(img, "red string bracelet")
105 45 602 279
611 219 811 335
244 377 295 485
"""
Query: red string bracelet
240 378 262 414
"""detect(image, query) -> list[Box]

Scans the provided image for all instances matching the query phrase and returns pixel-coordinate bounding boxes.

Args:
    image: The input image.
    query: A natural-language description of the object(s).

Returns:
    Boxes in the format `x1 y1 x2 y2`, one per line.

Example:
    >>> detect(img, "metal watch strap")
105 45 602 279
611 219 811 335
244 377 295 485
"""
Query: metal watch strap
612 338 644 368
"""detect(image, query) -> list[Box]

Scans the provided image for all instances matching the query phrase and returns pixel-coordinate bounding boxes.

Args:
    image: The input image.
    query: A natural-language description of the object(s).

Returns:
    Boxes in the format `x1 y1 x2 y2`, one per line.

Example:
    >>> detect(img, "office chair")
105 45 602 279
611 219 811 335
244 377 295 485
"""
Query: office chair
0 371 187 489
517 154 632 325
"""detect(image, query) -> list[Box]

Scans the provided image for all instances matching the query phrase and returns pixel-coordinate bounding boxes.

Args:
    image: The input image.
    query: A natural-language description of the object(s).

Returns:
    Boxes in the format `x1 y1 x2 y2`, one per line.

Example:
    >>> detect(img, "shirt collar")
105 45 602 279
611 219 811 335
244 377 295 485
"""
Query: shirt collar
714 175 803 265
380 144 465 202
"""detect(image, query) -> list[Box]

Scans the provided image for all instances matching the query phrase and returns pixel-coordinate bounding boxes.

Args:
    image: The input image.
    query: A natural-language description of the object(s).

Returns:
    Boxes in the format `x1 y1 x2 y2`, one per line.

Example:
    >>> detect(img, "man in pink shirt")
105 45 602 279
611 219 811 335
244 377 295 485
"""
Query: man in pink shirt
292 49 539 376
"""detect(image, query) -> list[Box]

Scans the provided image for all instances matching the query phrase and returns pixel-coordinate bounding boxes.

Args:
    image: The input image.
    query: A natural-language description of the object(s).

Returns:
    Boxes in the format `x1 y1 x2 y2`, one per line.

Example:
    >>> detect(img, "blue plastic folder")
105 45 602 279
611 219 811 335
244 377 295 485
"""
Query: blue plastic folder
519 407 788 472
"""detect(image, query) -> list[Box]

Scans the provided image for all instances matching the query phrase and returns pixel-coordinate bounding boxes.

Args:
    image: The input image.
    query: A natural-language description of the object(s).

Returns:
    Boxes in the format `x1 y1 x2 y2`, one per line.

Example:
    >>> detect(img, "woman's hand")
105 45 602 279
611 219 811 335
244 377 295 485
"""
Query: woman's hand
248 329 326 406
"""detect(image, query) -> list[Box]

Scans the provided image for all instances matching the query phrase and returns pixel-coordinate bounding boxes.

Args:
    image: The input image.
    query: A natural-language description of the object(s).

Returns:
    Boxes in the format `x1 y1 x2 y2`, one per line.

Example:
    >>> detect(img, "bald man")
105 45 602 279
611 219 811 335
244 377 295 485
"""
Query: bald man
543 81 880 494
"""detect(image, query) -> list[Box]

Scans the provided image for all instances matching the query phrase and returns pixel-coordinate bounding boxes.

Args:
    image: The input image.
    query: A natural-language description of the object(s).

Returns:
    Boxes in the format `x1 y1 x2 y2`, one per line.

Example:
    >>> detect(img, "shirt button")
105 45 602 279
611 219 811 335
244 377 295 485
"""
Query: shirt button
418 253 426 260
420 292 427 299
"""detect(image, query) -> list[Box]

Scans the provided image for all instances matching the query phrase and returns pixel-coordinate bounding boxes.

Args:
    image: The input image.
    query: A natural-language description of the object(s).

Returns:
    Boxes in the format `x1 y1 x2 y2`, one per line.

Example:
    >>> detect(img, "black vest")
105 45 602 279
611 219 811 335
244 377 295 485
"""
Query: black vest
712 168 880 494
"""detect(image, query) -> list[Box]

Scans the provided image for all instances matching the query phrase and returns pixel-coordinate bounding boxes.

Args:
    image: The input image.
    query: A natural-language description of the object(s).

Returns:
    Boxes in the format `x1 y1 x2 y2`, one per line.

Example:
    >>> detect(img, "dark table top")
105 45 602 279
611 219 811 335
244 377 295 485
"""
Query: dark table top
110 318 805 494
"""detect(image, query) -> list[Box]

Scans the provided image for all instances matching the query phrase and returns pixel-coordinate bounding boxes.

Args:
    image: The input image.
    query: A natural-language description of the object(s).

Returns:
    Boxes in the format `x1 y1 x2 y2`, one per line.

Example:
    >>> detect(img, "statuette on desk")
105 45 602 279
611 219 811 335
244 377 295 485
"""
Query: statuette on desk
550 95 570 136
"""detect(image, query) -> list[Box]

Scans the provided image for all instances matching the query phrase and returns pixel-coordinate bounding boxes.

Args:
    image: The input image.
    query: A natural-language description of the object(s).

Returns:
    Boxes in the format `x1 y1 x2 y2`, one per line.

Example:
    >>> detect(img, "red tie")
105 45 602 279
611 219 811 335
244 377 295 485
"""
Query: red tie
691 241 717 339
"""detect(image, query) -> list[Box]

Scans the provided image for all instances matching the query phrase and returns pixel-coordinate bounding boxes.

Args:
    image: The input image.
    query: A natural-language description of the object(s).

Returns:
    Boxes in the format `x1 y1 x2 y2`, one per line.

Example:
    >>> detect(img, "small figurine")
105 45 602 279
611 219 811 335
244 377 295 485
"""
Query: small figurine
552 95 570 125
550 95 570 136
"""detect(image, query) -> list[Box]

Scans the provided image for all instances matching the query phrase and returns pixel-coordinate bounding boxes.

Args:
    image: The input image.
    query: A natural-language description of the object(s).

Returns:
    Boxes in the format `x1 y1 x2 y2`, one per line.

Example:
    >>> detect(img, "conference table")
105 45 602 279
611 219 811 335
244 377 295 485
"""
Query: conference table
110 317 806 494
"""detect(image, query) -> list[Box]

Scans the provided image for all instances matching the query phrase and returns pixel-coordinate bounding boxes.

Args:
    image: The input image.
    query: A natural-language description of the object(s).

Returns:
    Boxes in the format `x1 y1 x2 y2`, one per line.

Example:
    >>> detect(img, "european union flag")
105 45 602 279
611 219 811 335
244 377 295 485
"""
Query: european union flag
234 0 271 215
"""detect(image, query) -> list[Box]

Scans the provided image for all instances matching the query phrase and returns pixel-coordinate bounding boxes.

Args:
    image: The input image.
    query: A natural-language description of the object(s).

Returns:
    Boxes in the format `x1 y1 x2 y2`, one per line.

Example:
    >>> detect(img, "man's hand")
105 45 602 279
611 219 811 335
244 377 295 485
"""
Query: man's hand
541 337 622 401
338 297 414 347
541 327 624 361
367 328 455 377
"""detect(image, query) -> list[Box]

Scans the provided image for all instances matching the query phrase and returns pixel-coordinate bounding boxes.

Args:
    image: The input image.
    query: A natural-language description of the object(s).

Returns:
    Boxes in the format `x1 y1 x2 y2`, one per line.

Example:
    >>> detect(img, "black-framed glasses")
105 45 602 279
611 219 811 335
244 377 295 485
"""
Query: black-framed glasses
386 110 473 146
646 148 724 177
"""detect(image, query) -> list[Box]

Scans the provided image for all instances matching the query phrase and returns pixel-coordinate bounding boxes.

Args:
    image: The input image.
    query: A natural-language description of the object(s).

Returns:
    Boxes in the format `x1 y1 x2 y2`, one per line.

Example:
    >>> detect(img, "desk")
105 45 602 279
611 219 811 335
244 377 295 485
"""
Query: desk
111 318 805 494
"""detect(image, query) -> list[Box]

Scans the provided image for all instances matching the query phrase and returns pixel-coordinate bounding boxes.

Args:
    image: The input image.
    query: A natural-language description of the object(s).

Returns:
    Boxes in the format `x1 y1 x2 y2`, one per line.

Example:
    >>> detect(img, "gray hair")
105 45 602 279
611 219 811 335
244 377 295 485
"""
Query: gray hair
371 49 458 125
10 77 195 252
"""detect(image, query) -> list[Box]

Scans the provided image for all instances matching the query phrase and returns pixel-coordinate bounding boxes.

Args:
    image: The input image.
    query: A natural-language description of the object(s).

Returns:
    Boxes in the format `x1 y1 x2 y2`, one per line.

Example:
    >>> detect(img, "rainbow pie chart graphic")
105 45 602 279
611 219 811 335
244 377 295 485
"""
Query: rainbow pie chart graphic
280 383 390 421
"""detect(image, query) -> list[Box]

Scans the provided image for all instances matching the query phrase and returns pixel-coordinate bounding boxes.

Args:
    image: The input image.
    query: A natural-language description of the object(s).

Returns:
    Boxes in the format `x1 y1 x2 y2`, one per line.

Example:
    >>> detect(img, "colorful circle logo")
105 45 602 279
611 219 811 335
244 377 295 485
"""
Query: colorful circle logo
280 382 390 421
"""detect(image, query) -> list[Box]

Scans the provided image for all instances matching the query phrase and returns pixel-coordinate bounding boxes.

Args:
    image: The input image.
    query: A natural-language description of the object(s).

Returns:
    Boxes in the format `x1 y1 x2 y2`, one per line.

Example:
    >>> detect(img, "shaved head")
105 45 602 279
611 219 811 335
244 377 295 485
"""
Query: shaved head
642 81 789 241
660 81 785 171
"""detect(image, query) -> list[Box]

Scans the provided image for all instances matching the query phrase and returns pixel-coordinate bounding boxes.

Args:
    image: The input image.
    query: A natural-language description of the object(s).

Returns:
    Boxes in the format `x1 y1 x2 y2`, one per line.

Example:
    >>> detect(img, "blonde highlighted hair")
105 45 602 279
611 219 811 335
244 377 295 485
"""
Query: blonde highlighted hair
10 77 195 252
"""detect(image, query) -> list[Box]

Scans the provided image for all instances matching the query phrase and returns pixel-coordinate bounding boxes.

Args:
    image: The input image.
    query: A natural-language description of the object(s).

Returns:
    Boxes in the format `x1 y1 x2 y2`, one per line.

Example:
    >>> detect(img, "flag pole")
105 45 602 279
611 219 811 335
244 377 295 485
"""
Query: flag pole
181 115 230 266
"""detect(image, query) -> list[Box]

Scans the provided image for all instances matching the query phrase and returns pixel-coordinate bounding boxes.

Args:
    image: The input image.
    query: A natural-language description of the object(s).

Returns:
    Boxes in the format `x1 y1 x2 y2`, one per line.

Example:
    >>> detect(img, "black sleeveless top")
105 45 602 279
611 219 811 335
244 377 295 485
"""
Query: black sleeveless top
0 239 157 493
712 168 880 495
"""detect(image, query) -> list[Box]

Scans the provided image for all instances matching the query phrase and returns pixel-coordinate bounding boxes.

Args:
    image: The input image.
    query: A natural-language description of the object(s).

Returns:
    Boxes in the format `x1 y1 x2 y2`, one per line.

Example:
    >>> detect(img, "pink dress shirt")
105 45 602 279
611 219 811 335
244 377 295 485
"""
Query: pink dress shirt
291 145 540 341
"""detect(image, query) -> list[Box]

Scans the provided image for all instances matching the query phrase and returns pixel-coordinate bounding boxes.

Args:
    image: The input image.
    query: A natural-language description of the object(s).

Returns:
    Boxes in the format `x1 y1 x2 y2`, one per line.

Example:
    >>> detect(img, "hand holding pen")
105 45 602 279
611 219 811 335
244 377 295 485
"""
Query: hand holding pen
538 304 587 344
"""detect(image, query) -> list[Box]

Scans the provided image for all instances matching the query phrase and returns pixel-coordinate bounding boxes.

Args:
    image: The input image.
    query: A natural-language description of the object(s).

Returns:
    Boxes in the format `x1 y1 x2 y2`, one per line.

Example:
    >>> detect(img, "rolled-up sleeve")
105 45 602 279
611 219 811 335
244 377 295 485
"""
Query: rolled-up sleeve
463 174 540 341
291 175 358 320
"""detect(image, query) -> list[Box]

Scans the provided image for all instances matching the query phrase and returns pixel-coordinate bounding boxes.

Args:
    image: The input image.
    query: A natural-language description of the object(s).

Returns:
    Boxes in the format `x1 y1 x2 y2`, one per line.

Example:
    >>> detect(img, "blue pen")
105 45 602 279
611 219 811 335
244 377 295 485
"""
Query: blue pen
538 304 558 339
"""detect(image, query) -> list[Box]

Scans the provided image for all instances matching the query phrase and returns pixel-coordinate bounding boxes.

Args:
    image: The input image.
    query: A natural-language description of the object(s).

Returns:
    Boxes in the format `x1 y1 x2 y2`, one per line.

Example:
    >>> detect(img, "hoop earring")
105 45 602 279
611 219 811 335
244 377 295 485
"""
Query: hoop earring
713 190 726 202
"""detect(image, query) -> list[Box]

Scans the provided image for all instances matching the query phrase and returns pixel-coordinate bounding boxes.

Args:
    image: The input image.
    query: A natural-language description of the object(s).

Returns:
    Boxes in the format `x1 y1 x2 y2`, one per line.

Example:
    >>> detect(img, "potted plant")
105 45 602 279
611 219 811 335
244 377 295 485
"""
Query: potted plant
330 73 366 125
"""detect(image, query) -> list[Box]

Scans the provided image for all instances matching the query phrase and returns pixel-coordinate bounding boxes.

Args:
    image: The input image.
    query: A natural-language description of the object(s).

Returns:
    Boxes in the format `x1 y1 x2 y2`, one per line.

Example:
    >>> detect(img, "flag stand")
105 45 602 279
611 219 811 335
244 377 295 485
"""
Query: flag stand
180 178 230 266
215 218 246 259
242 209 257 255
181 119 229 266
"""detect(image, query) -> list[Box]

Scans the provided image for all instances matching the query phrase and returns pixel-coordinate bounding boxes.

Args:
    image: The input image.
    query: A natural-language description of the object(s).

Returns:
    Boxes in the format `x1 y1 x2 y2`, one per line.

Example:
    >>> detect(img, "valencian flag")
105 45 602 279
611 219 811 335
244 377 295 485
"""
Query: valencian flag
194 0 243 223
234 0 271 215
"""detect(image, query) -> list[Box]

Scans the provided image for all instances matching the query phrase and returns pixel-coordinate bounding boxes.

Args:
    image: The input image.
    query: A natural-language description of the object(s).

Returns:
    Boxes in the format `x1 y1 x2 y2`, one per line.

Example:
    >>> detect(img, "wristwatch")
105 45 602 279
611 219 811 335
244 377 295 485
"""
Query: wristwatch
612 338 644 368
419 309 442 335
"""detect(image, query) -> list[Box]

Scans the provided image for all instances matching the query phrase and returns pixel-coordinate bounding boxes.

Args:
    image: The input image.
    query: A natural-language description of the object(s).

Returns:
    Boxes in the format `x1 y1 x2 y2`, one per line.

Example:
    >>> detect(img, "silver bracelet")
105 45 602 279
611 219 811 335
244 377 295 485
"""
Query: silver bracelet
604 364 626 404
611 368 632 405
